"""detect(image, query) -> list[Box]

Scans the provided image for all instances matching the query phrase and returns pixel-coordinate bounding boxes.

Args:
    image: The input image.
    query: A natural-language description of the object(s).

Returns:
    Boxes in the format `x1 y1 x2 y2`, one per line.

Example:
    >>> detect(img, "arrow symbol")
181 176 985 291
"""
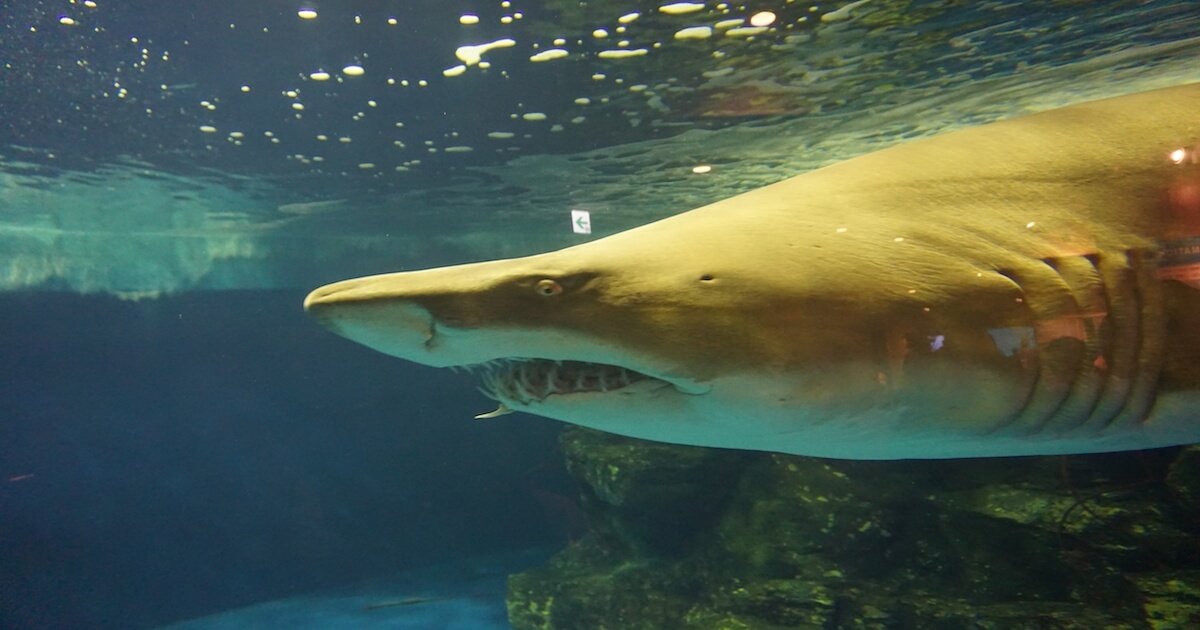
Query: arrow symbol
571 209 592 234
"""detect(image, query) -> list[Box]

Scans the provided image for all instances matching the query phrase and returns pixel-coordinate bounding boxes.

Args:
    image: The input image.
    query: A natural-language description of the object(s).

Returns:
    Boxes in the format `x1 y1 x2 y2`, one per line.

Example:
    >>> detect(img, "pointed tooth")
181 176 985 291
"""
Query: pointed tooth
578 364 588 390
474 403 514 419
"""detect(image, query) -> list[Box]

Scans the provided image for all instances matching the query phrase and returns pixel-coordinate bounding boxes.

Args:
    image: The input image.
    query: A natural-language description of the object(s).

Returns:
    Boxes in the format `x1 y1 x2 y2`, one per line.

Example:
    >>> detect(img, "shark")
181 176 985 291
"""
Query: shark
304 84 1200 459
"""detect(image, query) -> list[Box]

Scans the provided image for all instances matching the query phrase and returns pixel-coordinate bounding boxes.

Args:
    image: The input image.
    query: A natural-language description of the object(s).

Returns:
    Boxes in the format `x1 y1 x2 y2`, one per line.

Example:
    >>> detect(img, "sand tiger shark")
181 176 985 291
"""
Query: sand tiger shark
305 84 1200 459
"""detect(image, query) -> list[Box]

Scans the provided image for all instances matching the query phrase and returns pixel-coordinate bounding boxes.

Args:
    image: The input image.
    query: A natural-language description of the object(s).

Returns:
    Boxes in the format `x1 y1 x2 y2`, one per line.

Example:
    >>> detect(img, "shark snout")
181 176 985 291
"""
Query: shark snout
302 278 369 332
302 283 340 315
303 275 386 312
303 275 448 363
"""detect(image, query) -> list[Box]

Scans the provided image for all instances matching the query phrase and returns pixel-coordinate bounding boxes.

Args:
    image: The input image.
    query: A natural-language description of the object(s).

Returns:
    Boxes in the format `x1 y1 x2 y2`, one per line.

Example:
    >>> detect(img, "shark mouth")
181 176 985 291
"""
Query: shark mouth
471 359 655 417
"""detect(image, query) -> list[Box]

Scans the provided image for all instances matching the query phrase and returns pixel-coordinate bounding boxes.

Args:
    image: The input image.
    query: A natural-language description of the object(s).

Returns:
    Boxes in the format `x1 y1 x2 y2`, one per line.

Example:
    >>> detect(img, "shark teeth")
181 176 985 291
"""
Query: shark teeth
474 403 514 419
474 358 647 406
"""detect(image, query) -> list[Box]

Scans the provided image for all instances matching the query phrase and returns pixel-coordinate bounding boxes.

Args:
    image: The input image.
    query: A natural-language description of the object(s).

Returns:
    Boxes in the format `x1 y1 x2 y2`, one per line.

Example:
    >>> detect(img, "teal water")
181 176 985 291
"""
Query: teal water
157 549 553 630
2 1 1199 628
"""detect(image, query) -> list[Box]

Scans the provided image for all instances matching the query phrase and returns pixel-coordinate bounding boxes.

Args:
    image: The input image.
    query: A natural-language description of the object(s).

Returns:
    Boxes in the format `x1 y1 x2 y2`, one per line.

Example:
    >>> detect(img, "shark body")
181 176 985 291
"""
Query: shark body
306 84 1200 459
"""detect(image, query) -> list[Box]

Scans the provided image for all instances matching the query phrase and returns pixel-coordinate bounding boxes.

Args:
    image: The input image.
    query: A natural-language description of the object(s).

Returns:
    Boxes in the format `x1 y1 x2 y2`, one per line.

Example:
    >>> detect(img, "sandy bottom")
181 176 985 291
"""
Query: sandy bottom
155 548 554 630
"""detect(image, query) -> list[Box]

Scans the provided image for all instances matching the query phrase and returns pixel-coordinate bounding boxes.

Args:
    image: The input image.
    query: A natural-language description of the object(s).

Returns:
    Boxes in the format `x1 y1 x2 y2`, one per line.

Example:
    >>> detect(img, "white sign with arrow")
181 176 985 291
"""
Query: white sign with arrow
571 209 592 234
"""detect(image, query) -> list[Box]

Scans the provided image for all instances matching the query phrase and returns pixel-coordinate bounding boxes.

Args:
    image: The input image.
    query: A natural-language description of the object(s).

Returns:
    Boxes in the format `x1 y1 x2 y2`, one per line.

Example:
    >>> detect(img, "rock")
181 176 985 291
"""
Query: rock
1167 445 1200 518
509 435 1200 629
558 426 750 555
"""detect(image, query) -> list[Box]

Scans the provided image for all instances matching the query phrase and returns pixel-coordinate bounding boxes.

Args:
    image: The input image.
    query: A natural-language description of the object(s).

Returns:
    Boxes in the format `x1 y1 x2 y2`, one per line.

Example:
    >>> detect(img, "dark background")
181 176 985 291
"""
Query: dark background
0 291 574 629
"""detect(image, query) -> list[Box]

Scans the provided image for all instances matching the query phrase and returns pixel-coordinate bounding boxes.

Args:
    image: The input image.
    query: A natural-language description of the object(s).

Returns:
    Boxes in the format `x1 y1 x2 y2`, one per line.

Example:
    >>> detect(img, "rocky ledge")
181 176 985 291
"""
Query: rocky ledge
509 428 1200 629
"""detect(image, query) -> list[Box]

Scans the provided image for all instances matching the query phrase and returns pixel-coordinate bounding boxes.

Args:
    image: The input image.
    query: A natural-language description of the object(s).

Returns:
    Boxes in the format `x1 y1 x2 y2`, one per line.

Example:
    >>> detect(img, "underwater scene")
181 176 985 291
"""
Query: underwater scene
3 1 1200 628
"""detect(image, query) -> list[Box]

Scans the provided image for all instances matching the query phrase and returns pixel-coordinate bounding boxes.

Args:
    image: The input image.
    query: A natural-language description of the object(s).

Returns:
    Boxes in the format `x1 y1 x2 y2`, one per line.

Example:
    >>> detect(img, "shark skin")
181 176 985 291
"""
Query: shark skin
305 84 1200 460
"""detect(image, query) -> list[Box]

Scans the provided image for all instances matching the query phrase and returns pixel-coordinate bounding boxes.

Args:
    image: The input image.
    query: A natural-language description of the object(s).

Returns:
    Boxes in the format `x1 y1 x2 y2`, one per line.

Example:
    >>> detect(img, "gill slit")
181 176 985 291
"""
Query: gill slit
992 250 1164 437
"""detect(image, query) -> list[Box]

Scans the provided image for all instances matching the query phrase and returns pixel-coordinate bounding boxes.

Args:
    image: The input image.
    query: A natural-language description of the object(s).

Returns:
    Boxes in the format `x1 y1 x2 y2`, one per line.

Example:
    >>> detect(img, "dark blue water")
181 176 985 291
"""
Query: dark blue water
0 291 575 629
3 1 1200 627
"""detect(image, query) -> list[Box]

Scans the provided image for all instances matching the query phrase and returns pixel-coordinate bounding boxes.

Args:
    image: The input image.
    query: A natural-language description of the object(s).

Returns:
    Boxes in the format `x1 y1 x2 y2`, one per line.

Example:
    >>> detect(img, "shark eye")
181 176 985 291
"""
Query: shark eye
535 279 563 297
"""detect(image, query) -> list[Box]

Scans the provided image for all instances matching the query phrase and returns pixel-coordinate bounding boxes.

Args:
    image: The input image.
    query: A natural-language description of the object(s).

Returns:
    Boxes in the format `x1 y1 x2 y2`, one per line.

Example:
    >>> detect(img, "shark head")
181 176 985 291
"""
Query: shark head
302 240 759 438
302 208 1039 457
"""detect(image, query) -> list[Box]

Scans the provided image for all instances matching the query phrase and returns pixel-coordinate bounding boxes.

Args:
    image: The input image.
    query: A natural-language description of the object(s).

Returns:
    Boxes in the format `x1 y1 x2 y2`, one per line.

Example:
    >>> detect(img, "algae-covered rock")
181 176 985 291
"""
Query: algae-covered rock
507 536 709 630
1134 571 1200 629
1167 445 1200 517
558 427 750 555
509 436 1200 629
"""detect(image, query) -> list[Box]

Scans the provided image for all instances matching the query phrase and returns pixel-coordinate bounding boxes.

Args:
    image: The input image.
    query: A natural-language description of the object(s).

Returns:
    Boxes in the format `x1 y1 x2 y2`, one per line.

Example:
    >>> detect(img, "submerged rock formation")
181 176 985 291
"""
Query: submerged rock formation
508 428 1200 629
